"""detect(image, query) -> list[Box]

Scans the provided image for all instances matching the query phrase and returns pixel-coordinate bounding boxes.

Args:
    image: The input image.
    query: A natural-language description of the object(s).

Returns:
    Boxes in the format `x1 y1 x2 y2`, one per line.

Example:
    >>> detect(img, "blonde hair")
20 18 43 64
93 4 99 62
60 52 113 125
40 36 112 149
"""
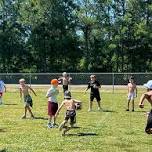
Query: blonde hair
19 78 25 83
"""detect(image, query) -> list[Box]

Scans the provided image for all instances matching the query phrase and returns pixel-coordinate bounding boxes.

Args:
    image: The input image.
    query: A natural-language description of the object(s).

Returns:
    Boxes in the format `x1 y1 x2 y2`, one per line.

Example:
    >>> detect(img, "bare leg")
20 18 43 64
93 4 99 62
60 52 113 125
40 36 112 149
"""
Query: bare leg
97 101 101 110
59 120 67 131
126 100 130 111
88 101 93 111
27 106 34 118
132 100 134 111
22 107 27 119
0 97 2 104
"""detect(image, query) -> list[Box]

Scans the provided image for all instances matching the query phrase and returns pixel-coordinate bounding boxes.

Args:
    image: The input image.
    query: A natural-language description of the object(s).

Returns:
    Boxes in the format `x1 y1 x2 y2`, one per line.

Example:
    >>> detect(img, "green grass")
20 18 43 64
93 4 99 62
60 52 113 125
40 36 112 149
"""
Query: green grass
0 87 152 152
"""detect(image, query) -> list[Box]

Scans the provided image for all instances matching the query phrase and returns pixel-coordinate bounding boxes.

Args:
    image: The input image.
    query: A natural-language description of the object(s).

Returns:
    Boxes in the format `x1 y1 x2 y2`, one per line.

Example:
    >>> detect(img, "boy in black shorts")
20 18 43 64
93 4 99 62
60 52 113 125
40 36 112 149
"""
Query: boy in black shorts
55 91 81 136
85 75 101 111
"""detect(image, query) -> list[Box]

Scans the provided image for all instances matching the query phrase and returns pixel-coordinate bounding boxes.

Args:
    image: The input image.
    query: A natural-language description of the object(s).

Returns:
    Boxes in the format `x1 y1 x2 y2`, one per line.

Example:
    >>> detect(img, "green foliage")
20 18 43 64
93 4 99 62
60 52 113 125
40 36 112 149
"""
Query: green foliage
0 0 152 72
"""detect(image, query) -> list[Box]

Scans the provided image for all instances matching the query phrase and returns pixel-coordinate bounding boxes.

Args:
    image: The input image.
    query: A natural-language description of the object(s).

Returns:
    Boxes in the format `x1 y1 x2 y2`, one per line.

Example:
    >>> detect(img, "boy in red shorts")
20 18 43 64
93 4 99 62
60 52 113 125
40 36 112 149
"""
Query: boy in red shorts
46 79 59 128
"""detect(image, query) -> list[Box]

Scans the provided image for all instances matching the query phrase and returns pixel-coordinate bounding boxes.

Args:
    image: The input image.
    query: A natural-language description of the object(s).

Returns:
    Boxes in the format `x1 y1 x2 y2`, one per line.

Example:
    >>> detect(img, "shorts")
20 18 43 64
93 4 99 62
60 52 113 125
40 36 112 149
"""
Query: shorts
128 92 136 100
65 110 76 125
24 95 33 107
90 93 101 102
0 92 3 97
48 102 58 116
63 85 68 92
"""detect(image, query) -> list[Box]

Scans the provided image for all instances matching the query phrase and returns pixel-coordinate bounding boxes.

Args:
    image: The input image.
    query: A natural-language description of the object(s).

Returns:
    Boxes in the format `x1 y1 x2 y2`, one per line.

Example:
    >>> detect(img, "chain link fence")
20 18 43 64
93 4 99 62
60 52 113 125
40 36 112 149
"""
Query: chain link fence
0 73 151 92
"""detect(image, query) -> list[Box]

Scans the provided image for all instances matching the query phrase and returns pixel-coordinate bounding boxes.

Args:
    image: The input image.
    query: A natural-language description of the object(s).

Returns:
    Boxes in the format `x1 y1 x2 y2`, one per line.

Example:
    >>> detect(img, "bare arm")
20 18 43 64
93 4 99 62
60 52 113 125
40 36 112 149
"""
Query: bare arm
19 88 22 99
55 101 64 117
4 85 6 92
139 93 148 107
29 86 37 96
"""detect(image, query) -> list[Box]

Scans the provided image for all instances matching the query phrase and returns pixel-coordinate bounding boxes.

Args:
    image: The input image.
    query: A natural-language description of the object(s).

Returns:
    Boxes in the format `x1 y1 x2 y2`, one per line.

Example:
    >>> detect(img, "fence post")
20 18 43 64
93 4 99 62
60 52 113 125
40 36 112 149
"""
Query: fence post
29 73 32 87
112 73 115 93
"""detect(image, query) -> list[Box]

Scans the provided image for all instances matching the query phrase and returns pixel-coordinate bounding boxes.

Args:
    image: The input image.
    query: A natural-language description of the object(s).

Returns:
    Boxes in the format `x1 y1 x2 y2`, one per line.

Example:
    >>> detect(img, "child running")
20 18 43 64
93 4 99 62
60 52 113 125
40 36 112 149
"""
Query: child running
126 76 137 111
55 90 81 136
139 80 152 134
58 72 72 93
19 79 37 119
85 75 101 111
139 80 152 108
46 79 59 128
0 79 6 105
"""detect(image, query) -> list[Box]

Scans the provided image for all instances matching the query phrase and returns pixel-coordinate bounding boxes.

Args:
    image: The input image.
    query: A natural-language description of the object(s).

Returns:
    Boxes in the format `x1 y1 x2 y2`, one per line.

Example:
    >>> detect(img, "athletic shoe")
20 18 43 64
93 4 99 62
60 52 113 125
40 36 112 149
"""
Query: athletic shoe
47 123 53 128
126 109 129 111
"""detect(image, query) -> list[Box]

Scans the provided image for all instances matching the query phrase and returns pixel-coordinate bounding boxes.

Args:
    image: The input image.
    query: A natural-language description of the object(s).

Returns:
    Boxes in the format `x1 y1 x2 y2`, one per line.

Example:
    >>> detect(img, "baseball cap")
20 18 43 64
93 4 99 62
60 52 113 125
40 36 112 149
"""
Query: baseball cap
50 79 59 85
143 80 152 89
64 90 71 99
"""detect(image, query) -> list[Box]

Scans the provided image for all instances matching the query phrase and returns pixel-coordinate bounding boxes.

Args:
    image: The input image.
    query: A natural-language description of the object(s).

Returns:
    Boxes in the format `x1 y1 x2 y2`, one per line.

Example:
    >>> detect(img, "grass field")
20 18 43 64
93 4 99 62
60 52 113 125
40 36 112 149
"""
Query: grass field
0 86 152 152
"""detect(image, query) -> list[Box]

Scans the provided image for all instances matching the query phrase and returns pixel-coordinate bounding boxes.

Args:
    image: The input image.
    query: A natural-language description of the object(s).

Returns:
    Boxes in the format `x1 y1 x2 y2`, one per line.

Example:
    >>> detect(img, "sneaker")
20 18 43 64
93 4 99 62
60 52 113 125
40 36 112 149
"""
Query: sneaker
126 109 129 111
47 123 53 128
132 109 134 112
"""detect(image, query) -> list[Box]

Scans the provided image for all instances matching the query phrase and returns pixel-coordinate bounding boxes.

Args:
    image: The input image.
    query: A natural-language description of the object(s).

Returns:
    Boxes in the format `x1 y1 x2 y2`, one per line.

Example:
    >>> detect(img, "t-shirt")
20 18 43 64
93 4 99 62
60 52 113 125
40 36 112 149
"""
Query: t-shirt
46 86 59 103
87 80 100 95
0 80 5 92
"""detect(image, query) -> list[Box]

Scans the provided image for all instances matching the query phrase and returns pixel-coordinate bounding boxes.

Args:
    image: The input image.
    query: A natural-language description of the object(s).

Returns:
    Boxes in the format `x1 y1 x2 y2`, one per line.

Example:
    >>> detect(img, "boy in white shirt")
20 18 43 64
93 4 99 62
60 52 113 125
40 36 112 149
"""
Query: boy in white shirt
46 79 59 128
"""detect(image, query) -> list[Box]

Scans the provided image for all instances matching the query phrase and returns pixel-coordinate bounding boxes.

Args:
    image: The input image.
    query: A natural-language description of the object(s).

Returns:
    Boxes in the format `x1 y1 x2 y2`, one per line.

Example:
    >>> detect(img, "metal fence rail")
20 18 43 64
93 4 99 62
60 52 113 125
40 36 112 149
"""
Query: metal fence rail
0 73 151 92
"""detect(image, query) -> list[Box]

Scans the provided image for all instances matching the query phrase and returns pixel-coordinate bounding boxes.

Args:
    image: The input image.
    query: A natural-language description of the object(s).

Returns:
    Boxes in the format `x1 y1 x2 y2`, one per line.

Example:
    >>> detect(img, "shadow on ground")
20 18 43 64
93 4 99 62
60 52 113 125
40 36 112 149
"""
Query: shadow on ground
64 132 98 136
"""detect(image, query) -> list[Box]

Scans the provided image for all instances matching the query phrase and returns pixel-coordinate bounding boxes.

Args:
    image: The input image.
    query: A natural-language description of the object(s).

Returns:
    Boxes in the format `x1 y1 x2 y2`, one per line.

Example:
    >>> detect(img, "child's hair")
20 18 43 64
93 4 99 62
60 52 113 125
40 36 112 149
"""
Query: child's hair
19 78 25 83
62 72 67 77
90 75 96 78
64 90 71 99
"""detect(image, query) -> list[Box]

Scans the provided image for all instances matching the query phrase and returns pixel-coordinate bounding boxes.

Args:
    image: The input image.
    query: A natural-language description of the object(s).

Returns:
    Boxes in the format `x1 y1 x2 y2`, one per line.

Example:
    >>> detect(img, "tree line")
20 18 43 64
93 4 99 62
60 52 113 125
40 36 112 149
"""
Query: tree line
0 0 152 73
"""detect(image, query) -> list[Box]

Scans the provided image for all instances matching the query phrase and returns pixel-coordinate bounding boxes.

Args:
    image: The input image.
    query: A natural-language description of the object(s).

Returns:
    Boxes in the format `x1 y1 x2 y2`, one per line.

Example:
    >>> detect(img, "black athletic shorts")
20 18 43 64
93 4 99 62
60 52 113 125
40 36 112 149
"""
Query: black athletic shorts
65 110 76 125
90 93 101 102
63 85 68 92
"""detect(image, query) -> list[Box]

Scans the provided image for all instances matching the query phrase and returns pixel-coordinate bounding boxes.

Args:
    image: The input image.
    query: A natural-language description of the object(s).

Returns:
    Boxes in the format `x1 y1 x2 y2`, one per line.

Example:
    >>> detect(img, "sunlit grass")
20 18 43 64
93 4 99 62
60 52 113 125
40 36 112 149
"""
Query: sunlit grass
0 87 152 152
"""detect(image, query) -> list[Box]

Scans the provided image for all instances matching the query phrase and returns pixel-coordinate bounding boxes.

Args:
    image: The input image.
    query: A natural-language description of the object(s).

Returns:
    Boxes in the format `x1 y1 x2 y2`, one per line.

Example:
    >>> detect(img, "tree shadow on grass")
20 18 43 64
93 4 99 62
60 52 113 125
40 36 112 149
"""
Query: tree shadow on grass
64 132 98 137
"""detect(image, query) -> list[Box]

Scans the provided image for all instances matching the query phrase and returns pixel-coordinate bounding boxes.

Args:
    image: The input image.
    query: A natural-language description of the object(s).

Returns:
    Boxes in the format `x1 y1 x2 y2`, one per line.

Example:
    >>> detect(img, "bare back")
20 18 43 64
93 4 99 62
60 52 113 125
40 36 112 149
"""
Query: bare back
63 99 76 110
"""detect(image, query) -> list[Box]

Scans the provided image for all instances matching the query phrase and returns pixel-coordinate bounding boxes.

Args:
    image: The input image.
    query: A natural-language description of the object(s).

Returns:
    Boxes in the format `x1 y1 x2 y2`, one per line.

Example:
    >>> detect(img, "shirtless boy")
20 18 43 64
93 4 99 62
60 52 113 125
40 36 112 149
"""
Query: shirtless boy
126 76 137 111
55 90 81 136
19 79 37 119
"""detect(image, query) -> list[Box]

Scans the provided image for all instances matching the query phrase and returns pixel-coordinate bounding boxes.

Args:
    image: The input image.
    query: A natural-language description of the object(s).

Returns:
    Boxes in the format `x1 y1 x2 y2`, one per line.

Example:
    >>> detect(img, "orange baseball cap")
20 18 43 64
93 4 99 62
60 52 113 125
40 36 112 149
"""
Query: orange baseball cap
50 79 59 85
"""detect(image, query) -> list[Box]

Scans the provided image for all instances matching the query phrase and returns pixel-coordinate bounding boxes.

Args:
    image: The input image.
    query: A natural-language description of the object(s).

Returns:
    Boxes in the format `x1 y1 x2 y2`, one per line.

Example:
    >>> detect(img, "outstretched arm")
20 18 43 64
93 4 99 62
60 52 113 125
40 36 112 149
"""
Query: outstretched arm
55 101 64 117
139 93 148 107
29 86 37 96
